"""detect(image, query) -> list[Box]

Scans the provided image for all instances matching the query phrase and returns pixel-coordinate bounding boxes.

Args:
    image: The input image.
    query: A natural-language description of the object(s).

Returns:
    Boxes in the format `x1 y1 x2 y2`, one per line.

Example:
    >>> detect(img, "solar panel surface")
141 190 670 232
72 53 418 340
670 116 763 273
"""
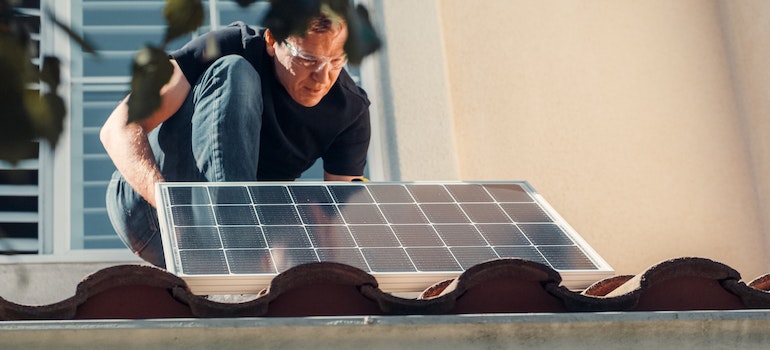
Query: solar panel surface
156 181 613 294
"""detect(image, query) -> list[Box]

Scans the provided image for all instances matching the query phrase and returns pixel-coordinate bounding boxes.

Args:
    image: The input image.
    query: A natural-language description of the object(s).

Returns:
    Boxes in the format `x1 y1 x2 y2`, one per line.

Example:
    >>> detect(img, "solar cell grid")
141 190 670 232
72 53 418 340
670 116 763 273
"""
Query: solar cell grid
406 184 454 203
316 248 369 271
168 186 210 205
362 247 416 272
391 225 444 247
248 186 292 204
445 184 493 202
218 226 266 249
368 184 414 203
501 202 552 222
225 249 275 274
296 204 344 224
379 204 428 224
450 246 499 269
289 185 333 203
255 205 301 225
175 226 221 250
338 204 386 224
406 247 461 272
483 183 533 202
209 186 251 204
349 225 400 247
538 246 597 270
460 203 511 223
420 203 470 223
171 205 215 226
433 224 487 246
494 246 549 266
475 224 530 245
518 224 574 245
272 248 320 272
305 225 357 247
262 226 311 248
213 205 258 225
179 250 228 274
156 181 612 293
328 185 374 203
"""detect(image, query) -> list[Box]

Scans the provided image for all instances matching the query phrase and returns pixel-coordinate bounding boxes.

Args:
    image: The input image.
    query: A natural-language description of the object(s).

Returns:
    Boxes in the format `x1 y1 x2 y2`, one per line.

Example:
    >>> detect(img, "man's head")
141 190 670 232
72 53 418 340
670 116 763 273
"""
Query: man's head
265 14 348 107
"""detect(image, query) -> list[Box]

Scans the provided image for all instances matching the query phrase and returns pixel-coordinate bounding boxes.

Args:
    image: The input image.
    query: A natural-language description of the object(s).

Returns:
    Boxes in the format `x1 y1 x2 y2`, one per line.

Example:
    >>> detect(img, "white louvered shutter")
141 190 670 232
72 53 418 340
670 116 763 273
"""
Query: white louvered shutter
0 1 44 254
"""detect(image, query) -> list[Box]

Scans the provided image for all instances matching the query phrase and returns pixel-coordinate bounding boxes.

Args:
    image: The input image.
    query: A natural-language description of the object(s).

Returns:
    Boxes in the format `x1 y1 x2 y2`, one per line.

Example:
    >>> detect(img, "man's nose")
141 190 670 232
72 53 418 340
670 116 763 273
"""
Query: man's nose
311 62 333 83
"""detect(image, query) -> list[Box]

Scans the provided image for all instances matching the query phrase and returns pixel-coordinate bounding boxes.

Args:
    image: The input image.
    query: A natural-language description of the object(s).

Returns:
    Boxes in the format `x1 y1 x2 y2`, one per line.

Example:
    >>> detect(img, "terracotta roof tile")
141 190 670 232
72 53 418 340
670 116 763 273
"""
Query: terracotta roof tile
3 256 770 320
582 275 635 297
254 262 383 317
602 257 746 311
748 274 770 291
0 265 194 320
419 259 567 313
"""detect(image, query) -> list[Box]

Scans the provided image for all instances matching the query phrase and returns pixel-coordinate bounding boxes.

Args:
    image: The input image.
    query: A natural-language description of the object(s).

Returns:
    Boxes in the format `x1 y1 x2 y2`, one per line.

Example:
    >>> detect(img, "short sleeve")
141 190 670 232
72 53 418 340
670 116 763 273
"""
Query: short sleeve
169 22 254 85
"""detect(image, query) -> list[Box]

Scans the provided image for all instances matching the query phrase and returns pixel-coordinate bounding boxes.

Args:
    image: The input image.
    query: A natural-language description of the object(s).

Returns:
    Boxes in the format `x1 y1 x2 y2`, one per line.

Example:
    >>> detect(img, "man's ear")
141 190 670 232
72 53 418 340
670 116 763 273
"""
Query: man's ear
264 29 276 57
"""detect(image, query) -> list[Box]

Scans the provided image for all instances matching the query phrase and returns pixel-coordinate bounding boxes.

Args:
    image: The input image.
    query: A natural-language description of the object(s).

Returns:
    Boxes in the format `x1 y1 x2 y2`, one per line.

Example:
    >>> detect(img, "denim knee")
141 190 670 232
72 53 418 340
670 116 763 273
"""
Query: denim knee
189 54 263 182
105 172 166 268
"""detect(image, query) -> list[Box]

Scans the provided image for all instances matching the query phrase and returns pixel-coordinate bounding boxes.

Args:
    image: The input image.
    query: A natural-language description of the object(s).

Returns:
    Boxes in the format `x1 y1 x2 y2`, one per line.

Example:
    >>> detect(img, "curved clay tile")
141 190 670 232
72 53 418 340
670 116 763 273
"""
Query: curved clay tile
0 264 195 320
420 258 568 314
720 278 770 309
180 290 270 318
0 295 78 321
256 262 385 317
5 257 770 320
602 257 747 311
73 264 195 319
419 278 455 299
748 274 770 291
539 274 639 312
582 275 635 297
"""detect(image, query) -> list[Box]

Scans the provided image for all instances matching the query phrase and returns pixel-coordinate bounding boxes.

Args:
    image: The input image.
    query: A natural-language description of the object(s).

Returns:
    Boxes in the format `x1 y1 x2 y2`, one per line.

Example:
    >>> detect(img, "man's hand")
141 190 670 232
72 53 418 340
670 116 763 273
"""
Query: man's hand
324 171 366 182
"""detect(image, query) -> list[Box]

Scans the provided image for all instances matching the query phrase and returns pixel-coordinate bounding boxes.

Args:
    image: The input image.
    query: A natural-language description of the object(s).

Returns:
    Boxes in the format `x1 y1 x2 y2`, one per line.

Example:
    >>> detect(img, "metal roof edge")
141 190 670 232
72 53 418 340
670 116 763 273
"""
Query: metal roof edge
2 310 770 349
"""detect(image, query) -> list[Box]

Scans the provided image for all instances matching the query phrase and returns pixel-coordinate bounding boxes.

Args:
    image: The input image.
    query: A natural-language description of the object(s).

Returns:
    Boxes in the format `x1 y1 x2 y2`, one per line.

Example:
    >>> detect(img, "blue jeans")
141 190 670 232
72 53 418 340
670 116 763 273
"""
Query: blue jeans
106 55 263 268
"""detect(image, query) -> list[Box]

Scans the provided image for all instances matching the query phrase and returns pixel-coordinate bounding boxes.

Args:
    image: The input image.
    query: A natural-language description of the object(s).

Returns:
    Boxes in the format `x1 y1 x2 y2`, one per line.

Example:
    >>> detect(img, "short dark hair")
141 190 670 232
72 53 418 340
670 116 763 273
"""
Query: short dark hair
307 11 345 34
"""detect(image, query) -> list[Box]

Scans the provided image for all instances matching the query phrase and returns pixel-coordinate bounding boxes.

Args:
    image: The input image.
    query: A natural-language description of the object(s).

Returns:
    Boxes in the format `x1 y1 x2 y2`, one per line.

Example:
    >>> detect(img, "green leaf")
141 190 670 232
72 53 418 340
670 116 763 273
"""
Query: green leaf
263 0 322 43
232 0 259 7
40 56 60 91
126 45 174 124
0 32 36 164
203 32 221 61
46 8 97 55
261 0 381 63
342 4 381 65
42 92 66 148
0 139 38 165
163 0 205 46
1 1 13 23
25 91 65 148
322 0 349 18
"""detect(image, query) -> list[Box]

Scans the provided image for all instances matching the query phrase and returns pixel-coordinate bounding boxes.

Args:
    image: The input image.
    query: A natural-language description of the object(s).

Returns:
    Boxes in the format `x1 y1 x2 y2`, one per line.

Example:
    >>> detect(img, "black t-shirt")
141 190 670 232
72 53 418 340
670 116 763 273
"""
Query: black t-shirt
169 22 371 180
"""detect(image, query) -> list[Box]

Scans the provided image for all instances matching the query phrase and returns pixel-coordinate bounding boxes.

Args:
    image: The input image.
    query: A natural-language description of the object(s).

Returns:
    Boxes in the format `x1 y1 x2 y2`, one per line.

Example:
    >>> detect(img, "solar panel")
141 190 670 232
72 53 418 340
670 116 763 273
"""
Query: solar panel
156 181 614 294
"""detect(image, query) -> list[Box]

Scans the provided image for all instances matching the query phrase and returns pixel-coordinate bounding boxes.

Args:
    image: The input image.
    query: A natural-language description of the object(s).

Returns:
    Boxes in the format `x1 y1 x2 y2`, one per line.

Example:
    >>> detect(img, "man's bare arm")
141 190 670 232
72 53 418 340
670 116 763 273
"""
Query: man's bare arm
100 60 191 207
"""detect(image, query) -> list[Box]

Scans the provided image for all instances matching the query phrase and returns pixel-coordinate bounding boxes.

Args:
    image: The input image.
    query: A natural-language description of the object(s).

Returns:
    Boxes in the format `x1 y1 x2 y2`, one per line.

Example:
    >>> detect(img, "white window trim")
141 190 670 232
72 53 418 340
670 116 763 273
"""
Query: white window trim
356 0 389 182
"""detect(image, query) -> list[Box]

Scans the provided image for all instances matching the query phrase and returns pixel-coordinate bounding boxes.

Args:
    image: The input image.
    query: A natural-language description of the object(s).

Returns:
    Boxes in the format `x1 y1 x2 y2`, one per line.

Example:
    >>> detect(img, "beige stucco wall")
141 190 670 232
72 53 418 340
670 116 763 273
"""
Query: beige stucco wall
375 0 770 278
719 1 770 278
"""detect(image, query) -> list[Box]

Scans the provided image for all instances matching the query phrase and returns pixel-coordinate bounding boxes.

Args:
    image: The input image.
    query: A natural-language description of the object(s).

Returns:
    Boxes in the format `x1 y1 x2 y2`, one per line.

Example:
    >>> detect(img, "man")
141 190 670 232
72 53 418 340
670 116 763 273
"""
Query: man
100 13 371 268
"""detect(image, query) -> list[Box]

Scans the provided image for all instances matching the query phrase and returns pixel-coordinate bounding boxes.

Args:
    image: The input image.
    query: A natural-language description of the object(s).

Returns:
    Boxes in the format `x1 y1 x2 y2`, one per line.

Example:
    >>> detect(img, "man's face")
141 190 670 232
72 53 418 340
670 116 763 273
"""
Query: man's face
267 25 348 107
